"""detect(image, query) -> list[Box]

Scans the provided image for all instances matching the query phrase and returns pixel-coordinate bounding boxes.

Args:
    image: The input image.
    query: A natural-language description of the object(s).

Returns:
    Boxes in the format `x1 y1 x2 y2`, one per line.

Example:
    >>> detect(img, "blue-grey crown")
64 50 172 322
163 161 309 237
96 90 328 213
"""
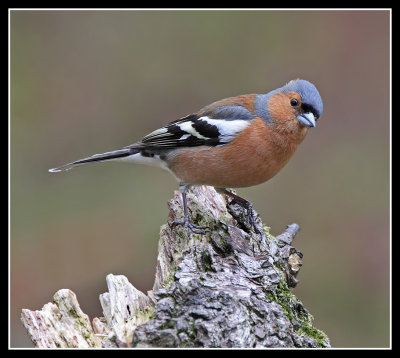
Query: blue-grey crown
281 79 323 119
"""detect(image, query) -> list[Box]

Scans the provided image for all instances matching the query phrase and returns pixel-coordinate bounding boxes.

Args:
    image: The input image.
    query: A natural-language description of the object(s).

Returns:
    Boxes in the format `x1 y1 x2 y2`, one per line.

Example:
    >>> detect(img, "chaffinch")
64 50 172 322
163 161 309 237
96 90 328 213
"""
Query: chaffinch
50 79 323 237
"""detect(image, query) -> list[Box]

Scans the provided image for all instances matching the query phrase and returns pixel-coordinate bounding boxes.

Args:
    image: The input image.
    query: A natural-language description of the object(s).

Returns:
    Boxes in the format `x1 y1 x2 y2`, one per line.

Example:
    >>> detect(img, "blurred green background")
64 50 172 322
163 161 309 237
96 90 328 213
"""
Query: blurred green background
10 10 390 348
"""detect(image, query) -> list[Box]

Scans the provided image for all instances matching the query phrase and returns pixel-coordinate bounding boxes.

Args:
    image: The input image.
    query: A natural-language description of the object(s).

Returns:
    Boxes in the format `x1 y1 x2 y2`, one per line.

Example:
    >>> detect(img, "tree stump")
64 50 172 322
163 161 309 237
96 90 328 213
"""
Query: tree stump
21 186 330 348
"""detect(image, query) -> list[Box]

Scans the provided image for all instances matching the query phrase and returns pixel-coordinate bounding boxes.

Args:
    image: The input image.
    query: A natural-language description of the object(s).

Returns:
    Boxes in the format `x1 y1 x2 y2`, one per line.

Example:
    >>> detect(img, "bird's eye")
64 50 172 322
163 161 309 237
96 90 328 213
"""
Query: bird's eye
290 98 298 106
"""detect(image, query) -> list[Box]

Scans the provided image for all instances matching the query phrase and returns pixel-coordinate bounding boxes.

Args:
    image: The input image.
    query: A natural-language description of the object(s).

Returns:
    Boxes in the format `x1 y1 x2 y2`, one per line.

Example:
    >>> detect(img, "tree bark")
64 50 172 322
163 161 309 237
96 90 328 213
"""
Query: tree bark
21 186 330 348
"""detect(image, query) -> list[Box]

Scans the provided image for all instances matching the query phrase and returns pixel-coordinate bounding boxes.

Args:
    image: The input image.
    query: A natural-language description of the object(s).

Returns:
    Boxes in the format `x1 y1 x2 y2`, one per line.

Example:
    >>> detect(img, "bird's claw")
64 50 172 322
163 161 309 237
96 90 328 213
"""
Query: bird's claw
246 204 264 239
171 218 211 237
222 189 265 241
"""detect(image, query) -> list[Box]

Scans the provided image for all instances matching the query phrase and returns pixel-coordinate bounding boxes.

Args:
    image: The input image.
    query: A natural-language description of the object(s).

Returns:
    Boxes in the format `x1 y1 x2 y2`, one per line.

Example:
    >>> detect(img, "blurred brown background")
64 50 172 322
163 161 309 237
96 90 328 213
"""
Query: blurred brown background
10 10 390 348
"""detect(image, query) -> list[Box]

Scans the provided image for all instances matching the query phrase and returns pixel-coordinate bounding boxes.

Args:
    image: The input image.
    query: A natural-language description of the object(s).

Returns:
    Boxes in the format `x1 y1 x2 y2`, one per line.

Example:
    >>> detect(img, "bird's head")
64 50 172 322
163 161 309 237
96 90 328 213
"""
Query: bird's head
265 79 323 135
280 79 323 128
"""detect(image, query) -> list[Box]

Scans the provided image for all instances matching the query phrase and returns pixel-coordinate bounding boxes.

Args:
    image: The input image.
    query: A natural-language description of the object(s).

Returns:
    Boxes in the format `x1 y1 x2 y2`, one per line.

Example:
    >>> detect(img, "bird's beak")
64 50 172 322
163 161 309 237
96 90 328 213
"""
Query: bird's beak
297 112 316 128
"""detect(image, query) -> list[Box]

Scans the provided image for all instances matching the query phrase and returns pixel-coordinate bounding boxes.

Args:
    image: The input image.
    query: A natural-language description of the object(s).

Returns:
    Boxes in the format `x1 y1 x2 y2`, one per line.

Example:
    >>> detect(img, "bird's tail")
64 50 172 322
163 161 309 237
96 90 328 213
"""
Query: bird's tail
49 147 140 172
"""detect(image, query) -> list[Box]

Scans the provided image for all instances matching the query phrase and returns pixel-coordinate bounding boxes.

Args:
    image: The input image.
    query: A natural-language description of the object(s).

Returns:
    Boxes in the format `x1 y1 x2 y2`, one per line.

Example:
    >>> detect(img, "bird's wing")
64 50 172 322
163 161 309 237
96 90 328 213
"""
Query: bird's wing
132 96 256 150
48 96 258 172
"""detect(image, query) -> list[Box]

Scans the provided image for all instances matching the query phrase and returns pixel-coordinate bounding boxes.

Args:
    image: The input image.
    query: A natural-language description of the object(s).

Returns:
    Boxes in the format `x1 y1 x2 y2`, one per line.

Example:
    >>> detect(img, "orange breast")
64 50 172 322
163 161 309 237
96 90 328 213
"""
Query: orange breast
167 118 301 188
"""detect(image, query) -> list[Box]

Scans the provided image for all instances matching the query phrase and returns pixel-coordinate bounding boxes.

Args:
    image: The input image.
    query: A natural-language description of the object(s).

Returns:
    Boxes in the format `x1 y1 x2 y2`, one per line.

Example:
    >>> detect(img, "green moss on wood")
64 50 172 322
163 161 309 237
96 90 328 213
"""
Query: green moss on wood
266 279 329 347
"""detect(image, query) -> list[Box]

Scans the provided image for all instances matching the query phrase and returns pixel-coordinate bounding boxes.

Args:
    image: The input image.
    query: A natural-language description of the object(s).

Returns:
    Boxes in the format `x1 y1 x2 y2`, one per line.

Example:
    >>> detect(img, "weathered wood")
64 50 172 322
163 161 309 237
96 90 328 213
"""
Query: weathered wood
21 289 101 348
97 274 154 347
21 186 330 348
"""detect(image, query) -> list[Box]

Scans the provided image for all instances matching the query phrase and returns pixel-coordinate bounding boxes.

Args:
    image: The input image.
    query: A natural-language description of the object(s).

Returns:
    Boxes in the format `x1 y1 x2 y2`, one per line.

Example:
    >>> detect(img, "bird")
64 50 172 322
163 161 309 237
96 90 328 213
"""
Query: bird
49 79 323 238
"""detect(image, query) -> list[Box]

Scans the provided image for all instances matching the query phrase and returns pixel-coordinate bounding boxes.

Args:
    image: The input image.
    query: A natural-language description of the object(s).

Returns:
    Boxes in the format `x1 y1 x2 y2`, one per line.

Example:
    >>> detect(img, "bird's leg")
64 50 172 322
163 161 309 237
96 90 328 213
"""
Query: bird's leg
220 189 264 239
171 184 211 237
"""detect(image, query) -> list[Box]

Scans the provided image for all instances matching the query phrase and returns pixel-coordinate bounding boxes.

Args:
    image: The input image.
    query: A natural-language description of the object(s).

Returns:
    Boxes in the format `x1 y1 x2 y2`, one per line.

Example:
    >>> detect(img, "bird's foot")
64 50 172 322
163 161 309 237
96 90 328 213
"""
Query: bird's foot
245 201 264 239
172 184 211 238
171 217 211 237
220 189 265 241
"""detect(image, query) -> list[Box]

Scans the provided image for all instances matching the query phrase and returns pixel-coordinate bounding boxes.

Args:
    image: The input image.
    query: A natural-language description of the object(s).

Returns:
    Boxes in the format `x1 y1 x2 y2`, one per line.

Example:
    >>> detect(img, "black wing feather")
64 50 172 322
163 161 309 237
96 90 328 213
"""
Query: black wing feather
136 103 254 150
